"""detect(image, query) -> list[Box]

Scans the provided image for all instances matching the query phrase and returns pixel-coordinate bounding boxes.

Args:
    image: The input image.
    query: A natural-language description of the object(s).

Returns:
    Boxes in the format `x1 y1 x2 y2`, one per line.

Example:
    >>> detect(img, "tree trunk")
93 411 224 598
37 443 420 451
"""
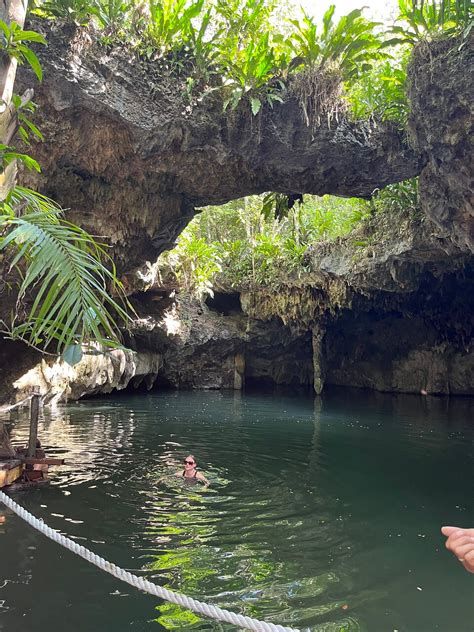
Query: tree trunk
0 0 29 202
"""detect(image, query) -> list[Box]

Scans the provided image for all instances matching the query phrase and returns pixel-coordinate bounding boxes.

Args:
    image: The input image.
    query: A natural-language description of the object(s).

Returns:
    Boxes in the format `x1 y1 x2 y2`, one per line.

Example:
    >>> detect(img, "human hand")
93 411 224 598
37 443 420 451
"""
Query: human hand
441 526 474 573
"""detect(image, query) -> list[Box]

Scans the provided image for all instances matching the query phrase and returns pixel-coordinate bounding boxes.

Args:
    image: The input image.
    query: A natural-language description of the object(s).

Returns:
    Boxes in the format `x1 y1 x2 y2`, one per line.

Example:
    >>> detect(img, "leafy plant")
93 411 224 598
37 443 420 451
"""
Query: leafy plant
30 0 441 124
288 6 387 80
287 5 390 130
211 0 290 113
222 31 286 113
390 0 473 44
215 0 276 46
161 232 222 300
90 0 134 34
372 177 419 214
0 6 132 366
186 7 221 80
346 58 409 124
145 0 204 55
0 187 132 363
34 0 93 25
0 143 41 172
158 192 372 292
11 94 44 145
0 20 46 81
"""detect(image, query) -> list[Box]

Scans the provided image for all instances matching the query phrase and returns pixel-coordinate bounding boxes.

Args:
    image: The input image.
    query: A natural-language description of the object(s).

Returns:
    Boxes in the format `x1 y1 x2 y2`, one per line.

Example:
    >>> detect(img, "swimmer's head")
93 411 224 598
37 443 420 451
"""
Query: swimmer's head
184 455 196 469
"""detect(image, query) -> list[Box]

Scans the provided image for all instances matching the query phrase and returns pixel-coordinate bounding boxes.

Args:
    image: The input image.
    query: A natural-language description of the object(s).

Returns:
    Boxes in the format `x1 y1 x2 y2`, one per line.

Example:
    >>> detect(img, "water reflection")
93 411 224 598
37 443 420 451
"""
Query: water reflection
134 395 363 631
2 389 473 631
7 404 137 488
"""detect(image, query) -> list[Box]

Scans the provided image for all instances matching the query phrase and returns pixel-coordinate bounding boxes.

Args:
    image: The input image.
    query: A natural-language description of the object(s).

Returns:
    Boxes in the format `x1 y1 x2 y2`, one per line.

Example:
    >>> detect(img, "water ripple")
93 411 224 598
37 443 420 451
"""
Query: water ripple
3 390 473 631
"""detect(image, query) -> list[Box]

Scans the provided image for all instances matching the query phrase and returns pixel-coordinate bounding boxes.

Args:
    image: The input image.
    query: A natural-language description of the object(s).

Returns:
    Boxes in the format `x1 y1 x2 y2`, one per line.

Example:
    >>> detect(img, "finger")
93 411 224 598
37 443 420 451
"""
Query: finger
452 542 474 558
448 535 474 546
443 526 474 538
445 535 474 552
463 551 474 574
441 526 461 536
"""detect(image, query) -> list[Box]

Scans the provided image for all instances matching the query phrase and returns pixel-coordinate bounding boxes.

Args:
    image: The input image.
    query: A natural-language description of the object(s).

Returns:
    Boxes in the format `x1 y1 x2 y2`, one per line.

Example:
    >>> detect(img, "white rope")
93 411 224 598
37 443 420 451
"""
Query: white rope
0 490 300 632
0 395 33 413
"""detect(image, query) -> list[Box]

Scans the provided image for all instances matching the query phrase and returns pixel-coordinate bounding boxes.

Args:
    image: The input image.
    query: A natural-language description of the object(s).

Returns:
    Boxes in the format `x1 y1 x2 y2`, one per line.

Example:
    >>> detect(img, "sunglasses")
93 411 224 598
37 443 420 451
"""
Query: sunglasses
184 460 195 465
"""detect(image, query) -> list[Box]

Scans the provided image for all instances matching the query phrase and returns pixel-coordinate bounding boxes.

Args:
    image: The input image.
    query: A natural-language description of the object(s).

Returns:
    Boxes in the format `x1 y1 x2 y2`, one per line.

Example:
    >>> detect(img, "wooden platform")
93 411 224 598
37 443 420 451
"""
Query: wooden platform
0 459 24 488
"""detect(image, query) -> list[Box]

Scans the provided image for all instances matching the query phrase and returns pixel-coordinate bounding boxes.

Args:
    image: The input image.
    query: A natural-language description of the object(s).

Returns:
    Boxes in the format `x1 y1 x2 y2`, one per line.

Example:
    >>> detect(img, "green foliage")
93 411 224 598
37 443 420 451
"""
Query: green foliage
288 6 388 81
221 31 286 113
346 58 409 124
145 0 204 54
29 0 398 120
371 177 419 214
162 231 222 301
159 193 371 292
11 94 44 145
214 0 275 44
0 9 131 365
0 20 46 81
0 143 41 172
0 187 131 363
299 196 370 240
29 0 470 121
391 0 473 44
158 184 421 297
90 0 134 34
214 0 288 112
287 10 320 66
35 0 93 25
186 7 221 79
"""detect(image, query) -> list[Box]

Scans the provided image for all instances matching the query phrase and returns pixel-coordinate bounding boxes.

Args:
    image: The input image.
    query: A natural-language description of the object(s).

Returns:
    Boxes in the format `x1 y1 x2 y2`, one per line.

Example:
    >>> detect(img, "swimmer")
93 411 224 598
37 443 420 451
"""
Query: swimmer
175 455 209 486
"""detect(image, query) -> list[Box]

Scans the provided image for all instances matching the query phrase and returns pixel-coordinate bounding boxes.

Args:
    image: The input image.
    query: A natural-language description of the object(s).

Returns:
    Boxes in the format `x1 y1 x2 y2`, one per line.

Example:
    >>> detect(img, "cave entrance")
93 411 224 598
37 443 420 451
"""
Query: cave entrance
243 330 314 390
205 292 242 315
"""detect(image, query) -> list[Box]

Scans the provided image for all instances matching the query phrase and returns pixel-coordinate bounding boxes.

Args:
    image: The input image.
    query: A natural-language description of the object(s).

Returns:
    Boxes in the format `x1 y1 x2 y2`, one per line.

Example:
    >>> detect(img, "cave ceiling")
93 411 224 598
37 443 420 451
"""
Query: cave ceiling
16 21 425 273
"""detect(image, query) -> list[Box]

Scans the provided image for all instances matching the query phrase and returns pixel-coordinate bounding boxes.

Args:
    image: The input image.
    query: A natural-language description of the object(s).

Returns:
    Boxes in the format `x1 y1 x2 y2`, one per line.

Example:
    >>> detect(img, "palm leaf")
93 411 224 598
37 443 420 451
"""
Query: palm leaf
0 187 132 358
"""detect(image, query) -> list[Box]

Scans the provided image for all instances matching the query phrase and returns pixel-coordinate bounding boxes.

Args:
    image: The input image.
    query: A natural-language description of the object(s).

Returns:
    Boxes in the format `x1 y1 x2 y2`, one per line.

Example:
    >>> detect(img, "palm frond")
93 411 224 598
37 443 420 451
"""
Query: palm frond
0 186 132 361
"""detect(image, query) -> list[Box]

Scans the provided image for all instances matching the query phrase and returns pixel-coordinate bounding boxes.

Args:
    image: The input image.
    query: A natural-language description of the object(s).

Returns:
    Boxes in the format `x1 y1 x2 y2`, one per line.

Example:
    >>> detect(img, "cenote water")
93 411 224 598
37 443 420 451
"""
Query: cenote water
0 389 473 632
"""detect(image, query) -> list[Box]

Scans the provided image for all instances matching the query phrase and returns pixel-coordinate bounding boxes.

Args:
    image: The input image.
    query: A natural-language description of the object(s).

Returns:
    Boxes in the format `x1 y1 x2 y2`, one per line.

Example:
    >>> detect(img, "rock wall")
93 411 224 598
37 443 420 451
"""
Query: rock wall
408 34 473 252
2 259 472 401
0 30 472 402
12 349 162 403
324 311 472 396
15 19 421 273
2 295 314 401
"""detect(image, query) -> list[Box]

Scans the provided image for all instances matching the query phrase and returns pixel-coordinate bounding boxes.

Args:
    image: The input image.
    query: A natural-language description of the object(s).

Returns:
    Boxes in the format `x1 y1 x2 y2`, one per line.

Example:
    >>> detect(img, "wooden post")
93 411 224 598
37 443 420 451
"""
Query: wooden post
26 386 40 460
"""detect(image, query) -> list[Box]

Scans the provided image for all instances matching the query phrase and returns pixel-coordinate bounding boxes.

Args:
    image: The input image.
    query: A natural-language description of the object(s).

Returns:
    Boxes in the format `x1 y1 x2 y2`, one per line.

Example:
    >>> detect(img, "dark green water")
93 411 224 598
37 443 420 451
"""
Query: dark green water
0 389 473 632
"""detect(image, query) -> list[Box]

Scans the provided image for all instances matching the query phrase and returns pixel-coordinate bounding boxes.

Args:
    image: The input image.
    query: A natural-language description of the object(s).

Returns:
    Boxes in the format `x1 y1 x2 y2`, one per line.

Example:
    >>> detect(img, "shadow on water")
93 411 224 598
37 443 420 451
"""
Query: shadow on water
0 387 472 631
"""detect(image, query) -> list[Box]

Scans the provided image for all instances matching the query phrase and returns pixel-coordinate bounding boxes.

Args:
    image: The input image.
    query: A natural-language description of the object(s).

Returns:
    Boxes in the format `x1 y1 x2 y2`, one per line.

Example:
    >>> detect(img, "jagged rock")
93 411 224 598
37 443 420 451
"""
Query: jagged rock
408 34 474 252
16 19 422 273
12 349 162 402
4 294 314 400
324 309 473 396
1 28 472 402
130 297 313 390
237 211 473 395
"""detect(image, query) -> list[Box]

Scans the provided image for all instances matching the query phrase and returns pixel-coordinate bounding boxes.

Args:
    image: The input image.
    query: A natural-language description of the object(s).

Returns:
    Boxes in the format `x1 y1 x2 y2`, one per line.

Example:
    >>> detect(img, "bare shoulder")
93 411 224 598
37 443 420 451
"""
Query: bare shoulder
196 471 209 484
